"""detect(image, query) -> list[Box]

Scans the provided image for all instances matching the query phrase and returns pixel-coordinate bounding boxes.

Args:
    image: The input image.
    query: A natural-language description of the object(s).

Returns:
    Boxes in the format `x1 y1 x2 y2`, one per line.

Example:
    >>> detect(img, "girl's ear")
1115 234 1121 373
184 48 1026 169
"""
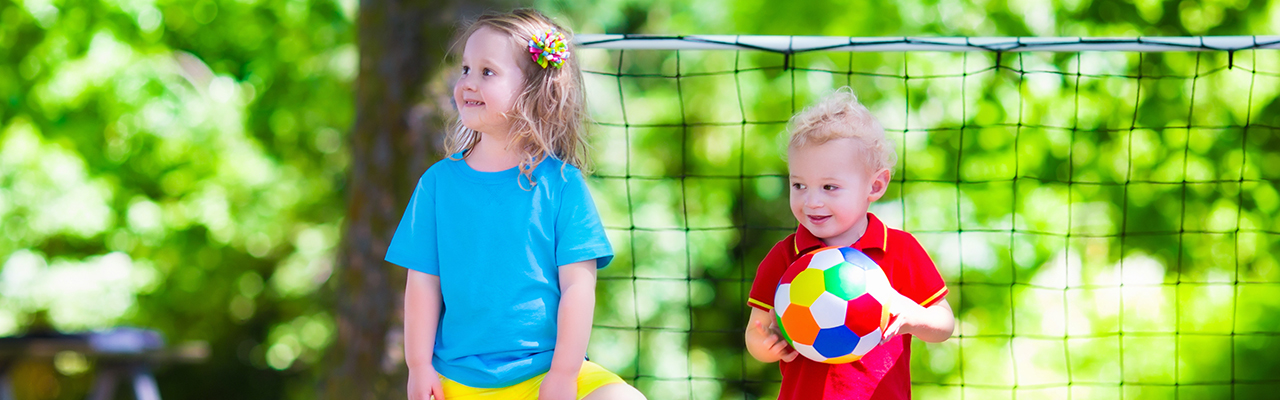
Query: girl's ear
868 168 892 202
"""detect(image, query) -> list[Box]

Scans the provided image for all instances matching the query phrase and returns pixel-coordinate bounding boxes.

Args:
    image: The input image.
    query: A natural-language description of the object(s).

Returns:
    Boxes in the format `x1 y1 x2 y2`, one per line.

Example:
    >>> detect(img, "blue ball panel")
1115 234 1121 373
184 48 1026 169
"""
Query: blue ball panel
839 247 879 271
813 326 862 358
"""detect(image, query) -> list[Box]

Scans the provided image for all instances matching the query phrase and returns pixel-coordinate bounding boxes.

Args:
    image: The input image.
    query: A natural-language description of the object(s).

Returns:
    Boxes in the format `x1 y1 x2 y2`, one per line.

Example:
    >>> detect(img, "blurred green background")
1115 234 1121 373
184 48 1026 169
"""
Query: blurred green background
1 0 1278 399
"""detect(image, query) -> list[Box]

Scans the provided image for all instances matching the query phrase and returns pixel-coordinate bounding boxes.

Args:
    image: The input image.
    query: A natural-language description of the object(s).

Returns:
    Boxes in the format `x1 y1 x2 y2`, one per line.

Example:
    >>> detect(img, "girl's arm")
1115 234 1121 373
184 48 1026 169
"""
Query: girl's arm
540 259 597 400
405 270 445 400
883 298 955 343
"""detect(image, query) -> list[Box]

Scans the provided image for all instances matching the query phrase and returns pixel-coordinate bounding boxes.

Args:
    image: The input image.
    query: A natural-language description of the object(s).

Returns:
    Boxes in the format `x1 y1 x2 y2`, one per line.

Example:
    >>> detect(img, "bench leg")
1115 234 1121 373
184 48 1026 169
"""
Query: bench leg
131 365 160 400
89 366 120 400
0 362 14 400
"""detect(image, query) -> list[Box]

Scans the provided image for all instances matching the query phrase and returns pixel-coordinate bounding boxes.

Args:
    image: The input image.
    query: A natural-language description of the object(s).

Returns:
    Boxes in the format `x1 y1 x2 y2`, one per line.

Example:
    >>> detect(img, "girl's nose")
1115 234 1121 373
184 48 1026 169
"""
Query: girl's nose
458 76 476 91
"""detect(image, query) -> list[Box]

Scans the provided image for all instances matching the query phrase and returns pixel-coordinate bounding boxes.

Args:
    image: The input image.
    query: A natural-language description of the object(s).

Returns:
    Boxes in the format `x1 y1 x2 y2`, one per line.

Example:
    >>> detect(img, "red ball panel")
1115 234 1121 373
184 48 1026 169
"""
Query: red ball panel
844 293 886 336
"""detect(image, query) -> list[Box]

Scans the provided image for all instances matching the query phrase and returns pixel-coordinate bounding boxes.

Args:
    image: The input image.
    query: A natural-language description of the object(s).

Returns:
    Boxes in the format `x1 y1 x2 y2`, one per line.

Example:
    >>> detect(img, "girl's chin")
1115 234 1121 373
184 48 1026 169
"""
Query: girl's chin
460 122 492 134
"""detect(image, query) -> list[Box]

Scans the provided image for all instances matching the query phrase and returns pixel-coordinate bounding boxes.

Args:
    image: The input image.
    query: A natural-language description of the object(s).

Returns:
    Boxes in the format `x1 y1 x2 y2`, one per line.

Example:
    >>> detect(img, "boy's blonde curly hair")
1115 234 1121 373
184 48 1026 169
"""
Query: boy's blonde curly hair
787 87 897 174
446 9 589 184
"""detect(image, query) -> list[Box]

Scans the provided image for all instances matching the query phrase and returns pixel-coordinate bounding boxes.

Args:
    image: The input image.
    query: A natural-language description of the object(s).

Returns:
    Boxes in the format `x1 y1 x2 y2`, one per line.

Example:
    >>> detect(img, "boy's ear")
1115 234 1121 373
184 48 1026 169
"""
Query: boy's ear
868 168 892 201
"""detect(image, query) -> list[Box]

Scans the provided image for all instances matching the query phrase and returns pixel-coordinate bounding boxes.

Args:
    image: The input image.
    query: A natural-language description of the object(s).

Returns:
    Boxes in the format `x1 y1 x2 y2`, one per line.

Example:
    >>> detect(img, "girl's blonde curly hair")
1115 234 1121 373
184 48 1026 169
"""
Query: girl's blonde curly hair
447 9 589 186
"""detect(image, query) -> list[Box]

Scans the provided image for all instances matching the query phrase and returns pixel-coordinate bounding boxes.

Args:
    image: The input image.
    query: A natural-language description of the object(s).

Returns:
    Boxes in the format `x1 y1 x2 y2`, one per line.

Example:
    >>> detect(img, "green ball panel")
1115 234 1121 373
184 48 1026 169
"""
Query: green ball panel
823 262 867 301
777 312 793 344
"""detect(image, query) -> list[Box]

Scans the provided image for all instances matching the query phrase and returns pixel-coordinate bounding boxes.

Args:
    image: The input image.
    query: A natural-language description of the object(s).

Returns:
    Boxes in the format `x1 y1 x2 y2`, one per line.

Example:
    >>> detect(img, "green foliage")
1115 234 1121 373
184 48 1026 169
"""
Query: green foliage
1 0 353 398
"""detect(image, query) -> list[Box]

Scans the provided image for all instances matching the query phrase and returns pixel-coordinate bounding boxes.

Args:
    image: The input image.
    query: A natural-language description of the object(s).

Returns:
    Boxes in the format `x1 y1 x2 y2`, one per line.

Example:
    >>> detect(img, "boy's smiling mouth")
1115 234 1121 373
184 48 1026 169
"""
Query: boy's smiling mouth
807 215 831 224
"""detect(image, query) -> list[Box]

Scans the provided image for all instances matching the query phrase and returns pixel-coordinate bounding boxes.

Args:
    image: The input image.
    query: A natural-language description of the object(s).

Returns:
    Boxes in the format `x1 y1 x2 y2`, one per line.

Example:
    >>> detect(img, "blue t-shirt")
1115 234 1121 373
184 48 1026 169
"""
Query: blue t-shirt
384 153 613 388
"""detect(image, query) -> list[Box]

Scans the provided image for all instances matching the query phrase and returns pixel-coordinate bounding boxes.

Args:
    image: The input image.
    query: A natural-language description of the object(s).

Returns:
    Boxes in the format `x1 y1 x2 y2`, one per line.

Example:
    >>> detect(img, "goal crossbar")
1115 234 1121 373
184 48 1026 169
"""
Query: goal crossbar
576 34 1280 53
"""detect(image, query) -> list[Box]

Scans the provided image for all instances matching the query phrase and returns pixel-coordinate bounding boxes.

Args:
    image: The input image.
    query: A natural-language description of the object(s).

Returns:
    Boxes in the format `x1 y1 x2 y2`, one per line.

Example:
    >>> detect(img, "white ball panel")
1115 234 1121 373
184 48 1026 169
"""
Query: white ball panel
792 342 826 362
853 327 883 356
809 248 845 270
864 268 897 305
809 291 849 329
774 284 791 317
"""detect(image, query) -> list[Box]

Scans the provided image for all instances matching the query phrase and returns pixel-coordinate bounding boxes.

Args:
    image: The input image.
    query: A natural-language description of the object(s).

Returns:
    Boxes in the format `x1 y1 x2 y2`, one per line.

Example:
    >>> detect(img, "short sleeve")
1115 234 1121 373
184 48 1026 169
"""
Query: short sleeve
891 233 948 308
748 237 796 311
555 171 613 269
385 171 440 275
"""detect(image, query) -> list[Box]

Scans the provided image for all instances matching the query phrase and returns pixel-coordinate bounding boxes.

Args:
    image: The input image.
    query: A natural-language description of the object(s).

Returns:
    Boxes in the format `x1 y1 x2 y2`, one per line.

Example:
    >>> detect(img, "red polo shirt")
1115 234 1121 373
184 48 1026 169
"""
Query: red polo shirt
748 213 949 400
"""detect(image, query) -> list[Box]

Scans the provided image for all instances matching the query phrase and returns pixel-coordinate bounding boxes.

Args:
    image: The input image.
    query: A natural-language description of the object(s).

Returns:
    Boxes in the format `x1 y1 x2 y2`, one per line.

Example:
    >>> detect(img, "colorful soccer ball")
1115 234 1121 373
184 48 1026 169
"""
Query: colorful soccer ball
774 246 895 363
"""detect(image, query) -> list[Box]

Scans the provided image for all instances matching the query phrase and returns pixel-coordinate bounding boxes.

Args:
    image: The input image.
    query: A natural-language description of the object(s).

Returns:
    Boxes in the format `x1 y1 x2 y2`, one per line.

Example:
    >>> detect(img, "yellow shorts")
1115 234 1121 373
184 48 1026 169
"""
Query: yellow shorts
439 360 626 400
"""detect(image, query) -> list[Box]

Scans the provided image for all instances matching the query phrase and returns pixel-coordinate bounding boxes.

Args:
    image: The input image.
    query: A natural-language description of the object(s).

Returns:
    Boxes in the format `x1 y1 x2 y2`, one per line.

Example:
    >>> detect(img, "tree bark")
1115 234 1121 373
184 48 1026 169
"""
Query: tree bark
324 0 511 397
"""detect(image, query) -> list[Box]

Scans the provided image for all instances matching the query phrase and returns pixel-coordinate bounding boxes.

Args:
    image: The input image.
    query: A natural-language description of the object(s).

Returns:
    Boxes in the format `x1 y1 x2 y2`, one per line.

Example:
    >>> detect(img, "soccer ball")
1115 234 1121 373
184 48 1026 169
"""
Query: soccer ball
774 246 895 363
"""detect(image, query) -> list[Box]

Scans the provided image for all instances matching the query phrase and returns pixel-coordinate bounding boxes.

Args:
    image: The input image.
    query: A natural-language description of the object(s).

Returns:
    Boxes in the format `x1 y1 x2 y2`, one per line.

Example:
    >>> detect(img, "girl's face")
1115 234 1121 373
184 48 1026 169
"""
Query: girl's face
455 26 526 137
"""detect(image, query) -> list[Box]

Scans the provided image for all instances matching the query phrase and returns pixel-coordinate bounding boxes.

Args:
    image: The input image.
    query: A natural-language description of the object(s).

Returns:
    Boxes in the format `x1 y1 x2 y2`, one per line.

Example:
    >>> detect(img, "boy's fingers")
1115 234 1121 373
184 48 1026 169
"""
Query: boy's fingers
752 320 772 337
764 334 783 349
774 341 798 362
781 349 799 362
768 336 794 355
882 317 905 340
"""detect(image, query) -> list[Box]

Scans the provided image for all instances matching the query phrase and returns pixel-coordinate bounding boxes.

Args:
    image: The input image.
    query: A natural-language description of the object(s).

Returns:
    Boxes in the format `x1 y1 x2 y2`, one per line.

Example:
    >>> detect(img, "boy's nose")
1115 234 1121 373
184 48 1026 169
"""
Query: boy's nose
804 193 823 209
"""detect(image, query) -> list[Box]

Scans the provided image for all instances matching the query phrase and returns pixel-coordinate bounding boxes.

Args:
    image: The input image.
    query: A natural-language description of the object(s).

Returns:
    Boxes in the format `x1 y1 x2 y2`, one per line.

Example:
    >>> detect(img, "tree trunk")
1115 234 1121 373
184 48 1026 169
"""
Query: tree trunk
324 0 510 397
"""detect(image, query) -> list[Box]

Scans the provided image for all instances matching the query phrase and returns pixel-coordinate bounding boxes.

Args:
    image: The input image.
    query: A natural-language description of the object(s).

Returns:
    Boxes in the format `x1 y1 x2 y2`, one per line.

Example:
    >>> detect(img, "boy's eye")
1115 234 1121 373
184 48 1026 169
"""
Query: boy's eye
791 183 804 190
823 184 838 191
483 68 495 76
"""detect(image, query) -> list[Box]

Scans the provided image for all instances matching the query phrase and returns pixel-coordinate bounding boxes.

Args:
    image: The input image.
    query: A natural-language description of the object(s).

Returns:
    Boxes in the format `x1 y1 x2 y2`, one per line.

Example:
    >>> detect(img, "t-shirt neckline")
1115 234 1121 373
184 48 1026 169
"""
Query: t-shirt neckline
449 150 521 183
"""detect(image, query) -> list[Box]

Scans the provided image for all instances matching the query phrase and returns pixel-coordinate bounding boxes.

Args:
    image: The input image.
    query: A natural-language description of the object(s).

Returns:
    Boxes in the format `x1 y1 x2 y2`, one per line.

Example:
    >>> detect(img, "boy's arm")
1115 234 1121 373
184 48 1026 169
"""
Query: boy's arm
405 270 445 399
882 232 955 343
884 297 955 343
744 307 799 363
542 259 598 400
744 238 800 364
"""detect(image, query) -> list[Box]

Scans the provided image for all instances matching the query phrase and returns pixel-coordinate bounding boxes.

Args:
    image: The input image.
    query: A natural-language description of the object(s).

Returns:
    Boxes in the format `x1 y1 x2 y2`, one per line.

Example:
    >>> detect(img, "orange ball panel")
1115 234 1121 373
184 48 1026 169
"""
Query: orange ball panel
779 304 820 345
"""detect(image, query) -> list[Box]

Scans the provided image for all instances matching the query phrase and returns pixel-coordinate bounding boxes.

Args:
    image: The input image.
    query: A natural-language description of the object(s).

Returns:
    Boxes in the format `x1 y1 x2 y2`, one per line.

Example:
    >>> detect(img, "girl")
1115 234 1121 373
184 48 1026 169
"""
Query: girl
385 9 646 400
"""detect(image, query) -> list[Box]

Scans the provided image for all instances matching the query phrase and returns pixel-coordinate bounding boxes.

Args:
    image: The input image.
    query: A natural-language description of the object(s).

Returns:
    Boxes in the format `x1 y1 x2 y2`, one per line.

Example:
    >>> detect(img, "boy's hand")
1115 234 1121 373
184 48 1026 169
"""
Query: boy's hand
882 290 926 341
408 365 445 400
881 304 920 341
752 310 799 362
538 369 578 400
882 293 955 343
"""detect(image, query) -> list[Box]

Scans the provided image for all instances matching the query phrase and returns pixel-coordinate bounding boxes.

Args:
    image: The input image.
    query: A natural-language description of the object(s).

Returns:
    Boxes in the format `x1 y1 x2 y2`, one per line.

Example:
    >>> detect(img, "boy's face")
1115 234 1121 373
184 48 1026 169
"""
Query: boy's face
455 26 526 137
788 138 891 247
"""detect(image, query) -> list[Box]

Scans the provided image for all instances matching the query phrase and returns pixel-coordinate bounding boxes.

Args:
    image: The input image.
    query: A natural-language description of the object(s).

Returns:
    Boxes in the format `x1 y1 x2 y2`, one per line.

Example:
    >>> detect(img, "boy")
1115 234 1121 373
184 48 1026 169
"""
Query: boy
744 87 956 400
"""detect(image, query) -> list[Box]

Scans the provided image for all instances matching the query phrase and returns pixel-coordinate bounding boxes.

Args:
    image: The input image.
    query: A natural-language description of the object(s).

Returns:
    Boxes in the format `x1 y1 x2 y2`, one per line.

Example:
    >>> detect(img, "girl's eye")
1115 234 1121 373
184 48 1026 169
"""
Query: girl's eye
823 185 838 191
461 66 470 75
483 68 495 76
791 183 804 190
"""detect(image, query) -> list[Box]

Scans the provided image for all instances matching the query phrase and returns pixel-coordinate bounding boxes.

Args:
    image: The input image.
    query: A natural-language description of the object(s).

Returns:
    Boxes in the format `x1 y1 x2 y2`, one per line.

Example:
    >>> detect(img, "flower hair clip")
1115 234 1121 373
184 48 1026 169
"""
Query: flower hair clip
528 28 570 69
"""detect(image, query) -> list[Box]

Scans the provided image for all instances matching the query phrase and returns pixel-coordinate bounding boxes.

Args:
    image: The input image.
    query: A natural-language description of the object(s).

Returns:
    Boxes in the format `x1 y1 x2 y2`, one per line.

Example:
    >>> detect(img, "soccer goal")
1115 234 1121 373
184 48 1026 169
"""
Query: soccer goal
572 35 1280 400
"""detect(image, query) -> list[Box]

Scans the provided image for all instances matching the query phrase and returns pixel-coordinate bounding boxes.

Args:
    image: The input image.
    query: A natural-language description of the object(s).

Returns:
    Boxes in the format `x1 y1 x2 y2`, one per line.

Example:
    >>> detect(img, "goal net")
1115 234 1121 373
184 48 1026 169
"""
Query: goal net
574 35 1280 400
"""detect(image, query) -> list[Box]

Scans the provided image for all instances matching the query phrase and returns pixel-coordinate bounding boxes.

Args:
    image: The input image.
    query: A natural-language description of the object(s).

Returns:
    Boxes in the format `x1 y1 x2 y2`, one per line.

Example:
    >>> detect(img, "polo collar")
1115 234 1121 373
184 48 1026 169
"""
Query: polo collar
793 213 890 256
